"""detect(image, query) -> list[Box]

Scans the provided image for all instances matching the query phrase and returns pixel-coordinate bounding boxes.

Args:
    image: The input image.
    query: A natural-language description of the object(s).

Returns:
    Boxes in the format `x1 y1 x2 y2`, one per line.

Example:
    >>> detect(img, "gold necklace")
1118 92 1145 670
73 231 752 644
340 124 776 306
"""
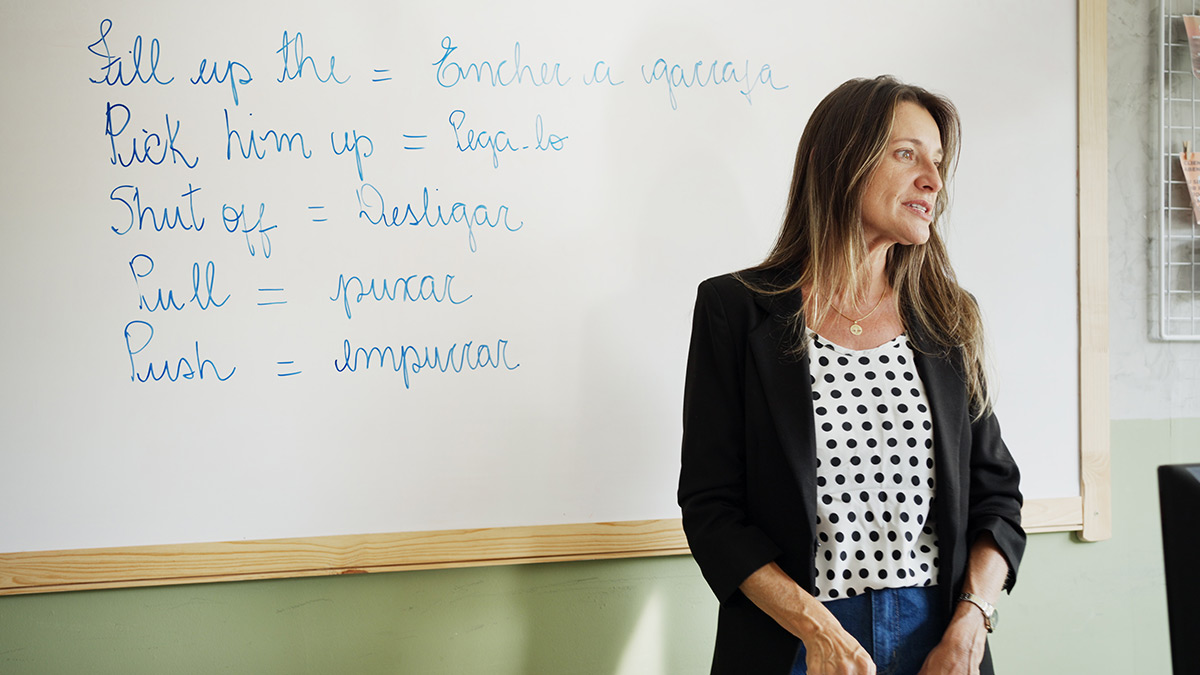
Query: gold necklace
831 292 888 336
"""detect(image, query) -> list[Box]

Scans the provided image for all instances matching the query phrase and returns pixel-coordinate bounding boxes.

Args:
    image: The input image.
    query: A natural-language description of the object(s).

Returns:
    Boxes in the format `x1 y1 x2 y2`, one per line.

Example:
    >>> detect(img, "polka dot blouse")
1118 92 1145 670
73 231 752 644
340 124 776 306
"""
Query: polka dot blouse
807 330 940 601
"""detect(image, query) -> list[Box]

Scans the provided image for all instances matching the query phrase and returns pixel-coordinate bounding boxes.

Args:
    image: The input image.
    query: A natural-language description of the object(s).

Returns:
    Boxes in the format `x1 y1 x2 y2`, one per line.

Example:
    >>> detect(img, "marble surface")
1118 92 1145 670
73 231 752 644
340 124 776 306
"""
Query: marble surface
1109 0 1200 419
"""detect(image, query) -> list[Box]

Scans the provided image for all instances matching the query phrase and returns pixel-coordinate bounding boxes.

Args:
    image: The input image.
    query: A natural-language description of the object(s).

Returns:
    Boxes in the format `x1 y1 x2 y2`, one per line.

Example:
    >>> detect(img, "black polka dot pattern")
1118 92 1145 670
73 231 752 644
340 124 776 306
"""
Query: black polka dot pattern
808 330 939 600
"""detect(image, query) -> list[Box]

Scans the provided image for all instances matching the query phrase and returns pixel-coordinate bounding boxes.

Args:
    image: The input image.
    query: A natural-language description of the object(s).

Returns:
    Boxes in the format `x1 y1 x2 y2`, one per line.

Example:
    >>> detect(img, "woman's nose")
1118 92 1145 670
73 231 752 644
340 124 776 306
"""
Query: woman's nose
918 160 943 193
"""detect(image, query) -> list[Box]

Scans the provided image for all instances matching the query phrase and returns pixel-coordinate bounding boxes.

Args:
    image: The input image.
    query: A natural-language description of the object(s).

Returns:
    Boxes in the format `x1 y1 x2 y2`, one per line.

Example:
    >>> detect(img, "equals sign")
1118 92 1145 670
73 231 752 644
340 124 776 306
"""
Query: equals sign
403 134 427 151
257 288 287 306
276 361 301 377
309 205 327 223
371 69 392 83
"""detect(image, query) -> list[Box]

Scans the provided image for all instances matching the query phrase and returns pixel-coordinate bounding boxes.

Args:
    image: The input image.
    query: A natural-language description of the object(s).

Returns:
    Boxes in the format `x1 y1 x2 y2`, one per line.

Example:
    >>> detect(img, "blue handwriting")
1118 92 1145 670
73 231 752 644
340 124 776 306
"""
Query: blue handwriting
330 129 373 180
582 60 623 86
333 337 519 389
433 36 569 88
640 57 787 110
124 321 236 382
448 110 566 168
191 58 253 105
106 104 198 168
257 288 287 306
222 202 274 257
128 254 230 312
277 31 348 84
109 184 204 235
331 273 472 320
225 109 312 160
356 183 522 253
87 19 173 86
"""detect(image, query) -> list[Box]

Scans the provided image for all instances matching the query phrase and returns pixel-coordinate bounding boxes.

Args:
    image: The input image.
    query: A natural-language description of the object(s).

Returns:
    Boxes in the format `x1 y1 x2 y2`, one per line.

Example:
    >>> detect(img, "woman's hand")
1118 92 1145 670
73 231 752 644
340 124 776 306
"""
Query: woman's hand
916 603 987 675
739 563 876 675
919 533 1007 674
802 620 876 675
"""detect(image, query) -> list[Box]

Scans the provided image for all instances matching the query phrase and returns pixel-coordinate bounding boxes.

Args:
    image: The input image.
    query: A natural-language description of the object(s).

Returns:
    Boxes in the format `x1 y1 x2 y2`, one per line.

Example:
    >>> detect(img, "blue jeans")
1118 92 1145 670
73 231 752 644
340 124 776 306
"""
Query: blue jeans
791 585 947 675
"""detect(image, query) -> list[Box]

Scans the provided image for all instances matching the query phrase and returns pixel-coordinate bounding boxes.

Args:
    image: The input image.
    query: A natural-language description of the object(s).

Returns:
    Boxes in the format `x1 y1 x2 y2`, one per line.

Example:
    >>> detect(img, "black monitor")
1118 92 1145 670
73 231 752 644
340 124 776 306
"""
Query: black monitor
1158 463 1200 675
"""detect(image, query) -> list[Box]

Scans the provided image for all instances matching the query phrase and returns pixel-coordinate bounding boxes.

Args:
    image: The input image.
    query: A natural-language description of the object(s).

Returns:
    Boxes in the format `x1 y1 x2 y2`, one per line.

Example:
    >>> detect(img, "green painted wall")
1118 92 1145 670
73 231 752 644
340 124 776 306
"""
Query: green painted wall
0 555 716 674
992 419 1199 675
2 419 1197 674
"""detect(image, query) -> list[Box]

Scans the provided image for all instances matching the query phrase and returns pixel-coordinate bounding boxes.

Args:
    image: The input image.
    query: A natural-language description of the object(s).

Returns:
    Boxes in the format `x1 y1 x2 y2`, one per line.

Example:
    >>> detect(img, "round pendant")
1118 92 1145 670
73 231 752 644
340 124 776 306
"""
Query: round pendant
849 323 863 336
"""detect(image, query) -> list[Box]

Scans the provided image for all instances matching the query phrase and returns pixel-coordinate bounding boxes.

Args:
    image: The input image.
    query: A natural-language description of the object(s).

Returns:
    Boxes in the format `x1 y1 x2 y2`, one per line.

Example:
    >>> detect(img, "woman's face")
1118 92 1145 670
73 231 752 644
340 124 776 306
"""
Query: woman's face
859 101 944 249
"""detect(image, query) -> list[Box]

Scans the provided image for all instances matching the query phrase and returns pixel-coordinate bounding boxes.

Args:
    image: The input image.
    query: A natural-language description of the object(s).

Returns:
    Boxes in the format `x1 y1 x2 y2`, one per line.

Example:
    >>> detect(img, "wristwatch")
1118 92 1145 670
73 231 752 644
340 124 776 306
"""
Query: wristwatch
958 592 999 633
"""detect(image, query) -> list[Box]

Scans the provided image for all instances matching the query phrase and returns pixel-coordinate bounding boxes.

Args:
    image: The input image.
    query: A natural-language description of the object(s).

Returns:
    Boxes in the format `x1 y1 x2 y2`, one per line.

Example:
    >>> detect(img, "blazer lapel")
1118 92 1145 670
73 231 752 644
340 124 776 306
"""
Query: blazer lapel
747 288 818 522
909 331 965 548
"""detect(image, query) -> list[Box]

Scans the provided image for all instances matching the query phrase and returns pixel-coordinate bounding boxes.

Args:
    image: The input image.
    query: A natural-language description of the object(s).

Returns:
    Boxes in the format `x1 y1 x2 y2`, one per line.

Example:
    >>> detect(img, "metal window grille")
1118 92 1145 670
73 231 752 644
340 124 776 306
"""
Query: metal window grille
1161 0 1200 339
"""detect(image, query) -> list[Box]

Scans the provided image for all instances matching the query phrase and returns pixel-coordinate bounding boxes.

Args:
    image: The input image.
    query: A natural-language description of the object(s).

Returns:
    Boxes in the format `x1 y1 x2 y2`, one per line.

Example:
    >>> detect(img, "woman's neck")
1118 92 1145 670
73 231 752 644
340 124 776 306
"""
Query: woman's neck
804 244 901 349
813 249 892 312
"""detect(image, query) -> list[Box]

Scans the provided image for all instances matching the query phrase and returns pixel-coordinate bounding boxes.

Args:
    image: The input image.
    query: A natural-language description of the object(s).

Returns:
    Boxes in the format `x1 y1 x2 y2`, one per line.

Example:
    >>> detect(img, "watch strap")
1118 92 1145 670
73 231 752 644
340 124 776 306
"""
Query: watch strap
958 592 997 633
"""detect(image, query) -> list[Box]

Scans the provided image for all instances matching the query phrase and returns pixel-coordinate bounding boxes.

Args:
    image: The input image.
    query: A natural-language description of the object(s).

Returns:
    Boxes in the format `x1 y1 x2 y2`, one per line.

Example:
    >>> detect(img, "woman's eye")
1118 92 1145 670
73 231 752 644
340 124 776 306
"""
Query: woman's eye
897 149 914 160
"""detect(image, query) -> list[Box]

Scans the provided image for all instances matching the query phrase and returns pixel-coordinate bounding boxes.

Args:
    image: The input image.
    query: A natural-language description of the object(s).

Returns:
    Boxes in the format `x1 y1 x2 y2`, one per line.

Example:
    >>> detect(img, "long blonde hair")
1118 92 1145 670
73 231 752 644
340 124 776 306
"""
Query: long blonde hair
740 75 991 417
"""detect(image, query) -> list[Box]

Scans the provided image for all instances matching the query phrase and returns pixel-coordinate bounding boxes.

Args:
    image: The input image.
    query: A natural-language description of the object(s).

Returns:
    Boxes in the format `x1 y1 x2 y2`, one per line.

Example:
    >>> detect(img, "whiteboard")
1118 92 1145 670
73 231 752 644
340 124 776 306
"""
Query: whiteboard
0 0 1079 555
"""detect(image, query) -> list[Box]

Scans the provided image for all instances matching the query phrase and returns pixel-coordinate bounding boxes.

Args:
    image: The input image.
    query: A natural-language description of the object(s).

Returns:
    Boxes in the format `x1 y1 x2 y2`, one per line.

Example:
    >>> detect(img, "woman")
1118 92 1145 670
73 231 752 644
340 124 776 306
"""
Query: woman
678 76 1025 675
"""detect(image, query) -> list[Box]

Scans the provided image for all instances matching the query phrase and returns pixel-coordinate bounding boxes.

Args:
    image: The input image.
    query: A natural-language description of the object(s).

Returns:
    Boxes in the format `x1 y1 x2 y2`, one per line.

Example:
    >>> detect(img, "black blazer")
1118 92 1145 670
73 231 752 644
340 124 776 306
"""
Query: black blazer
678 271 1025 674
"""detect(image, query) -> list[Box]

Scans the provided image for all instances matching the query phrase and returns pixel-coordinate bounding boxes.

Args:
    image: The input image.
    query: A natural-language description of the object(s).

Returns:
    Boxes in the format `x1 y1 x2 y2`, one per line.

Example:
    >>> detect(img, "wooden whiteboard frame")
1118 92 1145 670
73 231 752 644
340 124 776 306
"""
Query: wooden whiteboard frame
0 0 1109 596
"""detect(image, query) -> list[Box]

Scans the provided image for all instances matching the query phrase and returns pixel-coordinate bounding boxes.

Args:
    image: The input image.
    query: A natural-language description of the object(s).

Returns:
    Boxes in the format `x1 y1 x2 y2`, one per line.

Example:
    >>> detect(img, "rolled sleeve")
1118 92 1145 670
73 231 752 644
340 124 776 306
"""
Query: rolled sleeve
965 409 1026 591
